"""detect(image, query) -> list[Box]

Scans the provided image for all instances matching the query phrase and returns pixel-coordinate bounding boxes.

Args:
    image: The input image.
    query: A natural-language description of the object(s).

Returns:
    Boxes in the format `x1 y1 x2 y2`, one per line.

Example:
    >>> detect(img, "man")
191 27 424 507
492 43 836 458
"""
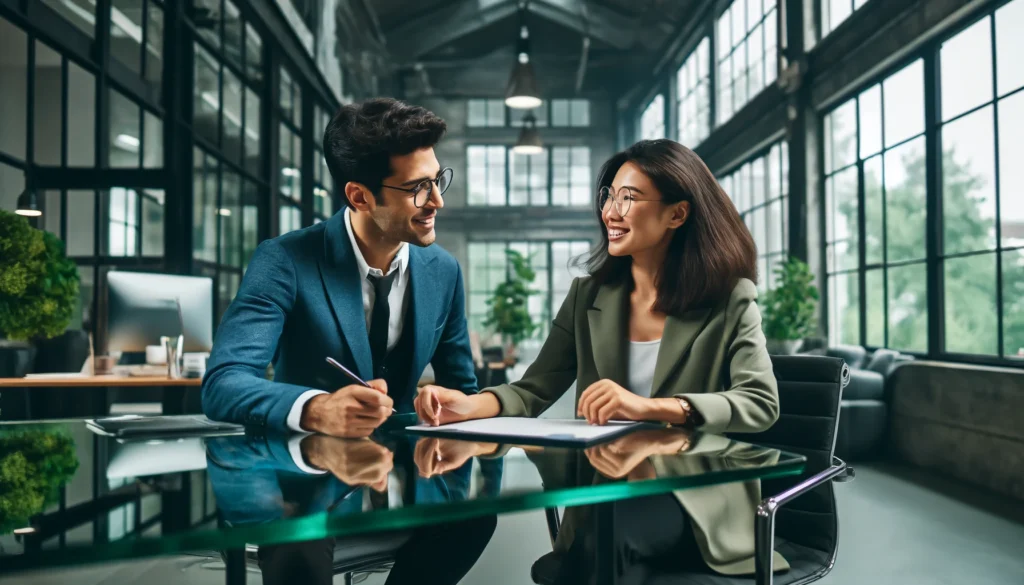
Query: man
202 98 478 436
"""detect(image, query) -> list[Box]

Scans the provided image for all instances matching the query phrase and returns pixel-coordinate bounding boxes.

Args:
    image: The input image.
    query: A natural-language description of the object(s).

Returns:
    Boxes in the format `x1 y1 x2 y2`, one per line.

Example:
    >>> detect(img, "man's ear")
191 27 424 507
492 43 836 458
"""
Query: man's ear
668 201 690 229
345 182 376 212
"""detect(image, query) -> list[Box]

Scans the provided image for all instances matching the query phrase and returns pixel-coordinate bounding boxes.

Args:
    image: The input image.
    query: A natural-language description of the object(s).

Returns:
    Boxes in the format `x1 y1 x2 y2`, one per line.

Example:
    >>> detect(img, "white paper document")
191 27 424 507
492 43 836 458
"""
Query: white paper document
405 417 641 444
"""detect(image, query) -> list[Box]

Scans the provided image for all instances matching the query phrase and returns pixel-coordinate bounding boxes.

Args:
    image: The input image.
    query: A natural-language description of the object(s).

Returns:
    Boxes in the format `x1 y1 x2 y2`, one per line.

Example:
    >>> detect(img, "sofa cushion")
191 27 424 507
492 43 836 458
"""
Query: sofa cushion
825 345 867 369
843 369 885 401
864 349 901 375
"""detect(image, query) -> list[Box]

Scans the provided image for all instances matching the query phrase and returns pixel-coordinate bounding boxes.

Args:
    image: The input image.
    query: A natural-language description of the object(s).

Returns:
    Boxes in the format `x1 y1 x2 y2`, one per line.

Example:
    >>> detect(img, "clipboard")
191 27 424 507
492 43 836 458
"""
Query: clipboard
402 417 654 448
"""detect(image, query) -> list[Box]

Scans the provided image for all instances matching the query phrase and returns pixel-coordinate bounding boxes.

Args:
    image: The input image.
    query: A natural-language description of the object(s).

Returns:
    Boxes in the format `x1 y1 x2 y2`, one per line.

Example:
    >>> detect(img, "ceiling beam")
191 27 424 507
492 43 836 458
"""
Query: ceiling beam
528 0 636 50
385 0 520 61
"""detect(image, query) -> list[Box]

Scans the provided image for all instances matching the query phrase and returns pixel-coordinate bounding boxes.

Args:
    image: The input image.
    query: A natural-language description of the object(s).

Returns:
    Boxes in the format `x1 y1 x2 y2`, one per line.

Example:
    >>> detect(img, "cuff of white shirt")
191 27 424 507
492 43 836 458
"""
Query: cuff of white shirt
287 434 328 475
286 389 329 432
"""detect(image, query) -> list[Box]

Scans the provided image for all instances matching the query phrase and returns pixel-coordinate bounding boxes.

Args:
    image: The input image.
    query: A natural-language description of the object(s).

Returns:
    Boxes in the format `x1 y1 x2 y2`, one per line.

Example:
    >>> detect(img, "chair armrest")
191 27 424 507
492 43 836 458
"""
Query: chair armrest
754 457 852 585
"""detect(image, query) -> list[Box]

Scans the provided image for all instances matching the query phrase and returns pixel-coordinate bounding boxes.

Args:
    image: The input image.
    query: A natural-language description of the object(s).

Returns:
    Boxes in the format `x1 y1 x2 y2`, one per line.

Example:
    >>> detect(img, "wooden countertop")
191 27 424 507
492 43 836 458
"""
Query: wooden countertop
0 375 202 388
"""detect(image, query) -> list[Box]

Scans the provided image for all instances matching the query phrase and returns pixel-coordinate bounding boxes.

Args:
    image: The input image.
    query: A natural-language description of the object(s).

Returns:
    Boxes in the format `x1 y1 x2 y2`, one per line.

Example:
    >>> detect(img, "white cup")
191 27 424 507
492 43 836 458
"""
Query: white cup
145 345 166 365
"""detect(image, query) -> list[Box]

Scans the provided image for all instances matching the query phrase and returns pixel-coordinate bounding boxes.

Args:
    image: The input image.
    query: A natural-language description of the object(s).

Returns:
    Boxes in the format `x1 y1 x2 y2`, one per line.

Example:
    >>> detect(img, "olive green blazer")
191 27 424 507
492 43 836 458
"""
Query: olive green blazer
484 276 787 575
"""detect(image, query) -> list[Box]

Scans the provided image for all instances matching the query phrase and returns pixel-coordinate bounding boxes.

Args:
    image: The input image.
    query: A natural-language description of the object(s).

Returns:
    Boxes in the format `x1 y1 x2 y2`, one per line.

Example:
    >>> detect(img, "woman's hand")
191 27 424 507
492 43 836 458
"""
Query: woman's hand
414 437 499 478
577 379 656 425
414 385 501 426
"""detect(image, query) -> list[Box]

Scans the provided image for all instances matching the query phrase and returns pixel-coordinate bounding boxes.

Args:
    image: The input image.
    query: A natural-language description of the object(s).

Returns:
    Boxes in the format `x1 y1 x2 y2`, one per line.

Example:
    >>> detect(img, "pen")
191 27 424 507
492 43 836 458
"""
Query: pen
325 357 397 413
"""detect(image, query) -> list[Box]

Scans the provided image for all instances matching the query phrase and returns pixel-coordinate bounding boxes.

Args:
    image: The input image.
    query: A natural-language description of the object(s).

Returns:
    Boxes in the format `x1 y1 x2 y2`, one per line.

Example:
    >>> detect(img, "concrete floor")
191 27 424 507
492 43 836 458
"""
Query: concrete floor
3 462 1023 584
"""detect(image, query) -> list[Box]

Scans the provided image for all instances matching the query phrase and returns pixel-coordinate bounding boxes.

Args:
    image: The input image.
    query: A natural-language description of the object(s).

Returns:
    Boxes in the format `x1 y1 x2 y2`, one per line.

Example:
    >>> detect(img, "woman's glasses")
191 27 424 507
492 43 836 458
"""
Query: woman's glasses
598 186 660 218
381 167 453 207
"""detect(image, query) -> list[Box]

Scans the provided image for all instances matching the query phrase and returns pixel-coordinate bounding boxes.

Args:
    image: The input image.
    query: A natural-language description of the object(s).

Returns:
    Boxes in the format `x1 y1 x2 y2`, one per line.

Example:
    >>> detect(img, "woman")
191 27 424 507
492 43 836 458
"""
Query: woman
415 139 786 575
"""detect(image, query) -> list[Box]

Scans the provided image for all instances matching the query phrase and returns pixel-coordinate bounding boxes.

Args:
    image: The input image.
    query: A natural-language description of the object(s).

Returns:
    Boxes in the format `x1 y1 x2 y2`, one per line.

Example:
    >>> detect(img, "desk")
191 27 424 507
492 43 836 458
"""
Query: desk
0 418 805 585
0 376 201 420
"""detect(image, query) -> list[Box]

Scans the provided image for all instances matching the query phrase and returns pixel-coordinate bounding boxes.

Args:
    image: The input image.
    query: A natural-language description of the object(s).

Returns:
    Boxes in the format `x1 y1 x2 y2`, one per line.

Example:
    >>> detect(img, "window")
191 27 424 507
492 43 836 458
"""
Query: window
551 99 590 127
822 0 870 37
640 94 665 140
468 99 506 127
719 142 789 293
467 145 507 206
468 240 590 347
193 147 219 263
938 5 1024 359
676 38 711 147
824 60 927 352
0 18 28 163
40 0 95 38
194 43 220 146
551 146 591 206
717 0 778 125
509 149 549 206
313 107 334 219
511 101 548 127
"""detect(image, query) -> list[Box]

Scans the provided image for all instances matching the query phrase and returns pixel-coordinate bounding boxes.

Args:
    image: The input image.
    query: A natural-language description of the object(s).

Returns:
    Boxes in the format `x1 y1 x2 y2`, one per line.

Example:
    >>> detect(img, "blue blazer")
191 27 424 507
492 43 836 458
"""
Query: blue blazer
202 211 478 432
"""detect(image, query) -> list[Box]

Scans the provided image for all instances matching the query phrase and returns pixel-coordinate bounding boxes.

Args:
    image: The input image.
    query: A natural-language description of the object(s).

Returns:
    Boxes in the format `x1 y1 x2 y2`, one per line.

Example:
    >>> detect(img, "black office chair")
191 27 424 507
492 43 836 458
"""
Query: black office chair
539 355 853 585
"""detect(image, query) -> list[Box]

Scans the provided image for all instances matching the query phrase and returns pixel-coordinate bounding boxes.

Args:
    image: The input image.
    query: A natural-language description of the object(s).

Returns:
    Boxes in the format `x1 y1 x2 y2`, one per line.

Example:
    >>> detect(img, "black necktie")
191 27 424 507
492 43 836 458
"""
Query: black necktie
367 271 398 378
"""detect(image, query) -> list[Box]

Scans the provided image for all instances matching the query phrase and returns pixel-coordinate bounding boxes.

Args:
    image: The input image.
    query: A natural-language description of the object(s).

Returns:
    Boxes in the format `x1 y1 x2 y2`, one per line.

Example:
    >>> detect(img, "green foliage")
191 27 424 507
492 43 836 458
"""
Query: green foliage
0 428 79 534
482 249 539 346
0 210 80 341
761 257 820 341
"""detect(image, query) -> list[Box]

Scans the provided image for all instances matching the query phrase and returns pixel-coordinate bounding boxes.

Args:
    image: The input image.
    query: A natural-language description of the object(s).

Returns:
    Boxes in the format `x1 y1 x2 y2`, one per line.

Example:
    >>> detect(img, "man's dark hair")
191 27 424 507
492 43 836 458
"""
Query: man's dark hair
322 98 447 208
584 139 757 315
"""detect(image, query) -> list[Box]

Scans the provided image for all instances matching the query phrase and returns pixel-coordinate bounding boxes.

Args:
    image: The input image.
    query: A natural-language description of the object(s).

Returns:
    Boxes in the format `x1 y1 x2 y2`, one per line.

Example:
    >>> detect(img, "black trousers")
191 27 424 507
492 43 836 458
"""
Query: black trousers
258 515 498 585
553 494 707 585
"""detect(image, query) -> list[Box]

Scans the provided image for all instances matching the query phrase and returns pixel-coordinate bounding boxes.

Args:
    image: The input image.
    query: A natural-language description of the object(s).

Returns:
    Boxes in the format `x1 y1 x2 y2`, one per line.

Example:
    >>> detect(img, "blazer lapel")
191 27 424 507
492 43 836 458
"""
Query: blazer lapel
651 307 713 398
587 281 629 386
319 213 373 381
407 247 439 377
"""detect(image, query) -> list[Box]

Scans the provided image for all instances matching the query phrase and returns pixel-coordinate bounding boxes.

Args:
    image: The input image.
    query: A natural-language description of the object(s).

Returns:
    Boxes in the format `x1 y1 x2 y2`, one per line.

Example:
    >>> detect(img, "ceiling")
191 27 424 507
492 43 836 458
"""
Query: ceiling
338 0 699 100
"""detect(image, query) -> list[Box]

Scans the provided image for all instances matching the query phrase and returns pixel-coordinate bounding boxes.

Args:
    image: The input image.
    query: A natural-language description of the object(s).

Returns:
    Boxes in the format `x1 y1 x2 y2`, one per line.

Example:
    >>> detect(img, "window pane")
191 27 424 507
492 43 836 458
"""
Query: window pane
827 0 853 34
194 44 220 145
145 3 163 94
866 268 884 347
830 166 858 271
0 161 24 213
640 95 665 140
884 60 925 147
940 17 993 122
34 42 62 166
996 0 1024 96
224 0 243 72
243 181 260 269
220 172 242 268
244 89 261 175
944 254 998 355
141 189 164 257
1003 249 1024 358
885 136 926 263
887 263 928 353
864 155 884 265
193 150 218 262
825 99 857 173
111 0 144 74
65 190 94 256
67 62 96 167
766 199 782 253
859 85 882 158
829 272 859 346
571 99 590 126
223 68 244 163
551 100 568 126
192 0 221 49
468 99 486 127
143 111 163 168
998 90 1024 248
488 147 506 206
42 190 61 239
41 0 95 37
109 90 141 168
943 106 996 255
245 23 263 83
279 124 299 200
0 19 27 161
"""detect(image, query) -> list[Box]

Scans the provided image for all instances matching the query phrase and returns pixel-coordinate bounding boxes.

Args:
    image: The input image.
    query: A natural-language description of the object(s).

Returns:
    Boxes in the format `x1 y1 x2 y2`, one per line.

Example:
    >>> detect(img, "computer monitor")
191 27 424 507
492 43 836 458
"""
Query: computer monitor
106 271 214 354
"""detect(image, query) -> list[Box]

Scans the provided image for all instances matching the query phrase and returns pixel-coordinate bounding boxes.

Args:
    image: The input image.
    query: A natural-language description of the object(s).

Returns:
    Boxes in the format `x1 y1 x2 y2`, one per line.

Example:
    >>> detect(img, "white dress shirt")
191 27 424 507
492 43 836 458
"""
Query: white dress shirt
285 208 411 450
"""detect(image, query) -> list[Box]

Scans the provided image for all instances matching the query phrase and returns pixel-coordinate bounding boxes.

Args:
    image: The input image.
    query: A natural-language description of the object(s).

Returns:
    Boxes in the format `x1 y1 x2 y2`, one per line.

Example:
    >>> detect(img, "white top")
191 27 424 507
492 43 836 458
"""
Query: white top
284 208 412 446
627 339 661 398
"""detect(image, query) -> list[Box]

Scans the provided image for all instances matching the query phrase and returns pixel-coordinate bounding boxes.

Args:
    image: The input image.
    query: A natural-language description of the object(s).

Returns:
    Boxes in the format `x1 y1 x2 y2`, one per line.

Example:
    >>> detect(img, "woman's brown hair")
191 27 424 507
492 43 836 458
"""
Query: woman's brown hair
584 139 757 315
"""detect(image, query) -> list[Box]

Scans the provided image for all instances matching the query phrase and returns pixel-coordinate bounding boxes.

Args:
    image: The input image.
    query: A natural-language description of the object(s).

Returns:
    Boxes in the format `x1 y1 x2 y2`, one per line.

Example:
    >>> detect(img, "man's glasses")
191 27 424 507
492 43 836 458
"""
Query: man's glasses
598 185 660 218
381 167 453 207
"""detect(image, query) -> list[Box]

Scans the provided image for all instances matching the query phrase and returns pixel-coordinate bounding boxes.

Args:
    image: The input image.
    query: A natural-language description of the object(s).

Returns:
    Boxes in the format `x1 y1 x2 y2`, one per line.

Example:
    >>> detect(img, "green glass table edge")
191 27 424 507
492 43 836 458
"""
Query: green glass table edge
0 456 805 574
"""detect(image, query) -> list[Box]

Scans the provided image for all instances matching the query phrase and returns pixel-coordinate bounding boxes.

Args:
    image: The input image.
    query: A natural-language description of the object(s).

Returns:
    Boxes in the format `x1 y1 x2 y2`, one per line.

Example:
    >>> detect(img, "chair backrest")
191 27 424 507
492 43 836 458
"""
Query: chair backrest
745 355 847 555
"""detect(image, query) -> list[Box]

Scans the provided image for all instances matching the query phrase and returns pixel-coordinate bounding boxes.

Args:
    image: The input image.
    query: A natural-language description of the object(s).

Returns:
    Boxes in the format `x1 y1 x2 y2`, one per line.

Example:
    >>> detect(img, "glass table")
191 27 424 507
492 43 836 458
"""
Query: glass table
0 418 805 584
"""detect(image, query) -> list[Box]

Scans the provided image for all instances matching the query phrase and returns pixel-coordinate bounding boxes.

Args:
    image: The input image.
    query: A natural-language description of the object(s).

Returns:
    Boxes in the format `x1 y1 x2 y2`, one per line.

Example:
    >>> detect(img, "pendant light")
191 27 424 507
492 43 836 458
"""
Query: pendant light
15 188 42 217
505 4 542 109
513 112 543 154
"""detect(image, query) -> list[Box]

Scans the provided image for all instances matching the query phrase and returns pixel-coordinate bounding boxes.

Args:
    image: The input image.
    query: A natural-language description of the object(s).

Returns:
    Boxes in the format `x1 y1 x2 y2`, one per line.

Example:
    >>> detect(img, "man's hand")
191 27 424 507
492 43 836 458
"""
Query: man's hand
413 437 499 478
300 380 393 437
413 385 479 426
301 435 393 492
577 379 654 425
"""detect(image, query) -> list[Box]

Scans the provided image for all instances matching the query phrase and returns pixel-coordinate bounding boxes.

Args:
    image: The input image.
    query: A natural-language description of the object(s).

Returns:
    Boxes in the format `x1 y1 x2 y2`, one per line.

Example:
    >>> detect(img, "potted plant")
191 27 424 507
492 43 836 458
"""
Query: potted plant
483 249 539 362
760 256 820 355
0 427 79 535
0 209 80 377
